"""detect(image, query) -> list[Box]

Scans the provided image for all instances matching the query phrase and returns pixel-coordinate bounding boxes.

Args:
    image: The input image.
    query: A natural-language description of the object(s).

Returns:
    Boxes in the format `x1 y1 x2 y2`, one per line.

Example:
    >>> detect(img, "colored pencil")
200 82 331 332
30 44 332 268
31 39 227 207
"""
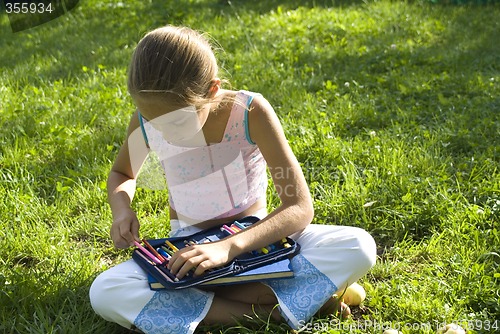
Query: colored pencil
164 239 179 252
133 240 162 265
233 221 246 230
142 239 166 262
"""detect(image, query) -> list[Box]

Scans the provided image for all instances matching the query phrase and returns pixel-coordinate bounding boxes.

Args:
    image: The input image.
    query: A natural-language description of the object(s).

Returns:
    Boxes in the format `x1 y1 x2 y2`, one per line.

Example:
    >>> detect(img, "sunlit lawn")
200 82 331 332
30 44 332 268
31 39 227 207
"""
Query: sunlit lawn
1 0 498 333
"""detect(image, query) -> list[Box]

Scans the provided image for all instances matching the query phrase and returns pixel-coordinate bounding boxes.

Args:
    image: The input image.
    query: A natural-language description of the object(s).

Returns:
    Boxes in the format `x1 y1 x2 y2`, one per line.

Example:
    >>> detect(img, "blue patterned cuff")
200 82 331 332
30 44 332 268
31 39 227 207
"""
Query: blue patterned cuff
266 254 338 329
134 288 214 334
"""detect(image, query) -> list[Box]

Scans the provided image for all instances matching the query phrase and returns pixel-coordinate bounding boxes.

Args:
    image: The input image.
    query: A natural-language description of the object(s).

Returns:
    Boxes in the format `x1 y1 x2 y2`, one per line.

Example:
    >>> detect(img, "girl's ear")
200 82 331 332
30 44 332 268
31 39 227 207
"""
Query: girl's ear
208 78 221 98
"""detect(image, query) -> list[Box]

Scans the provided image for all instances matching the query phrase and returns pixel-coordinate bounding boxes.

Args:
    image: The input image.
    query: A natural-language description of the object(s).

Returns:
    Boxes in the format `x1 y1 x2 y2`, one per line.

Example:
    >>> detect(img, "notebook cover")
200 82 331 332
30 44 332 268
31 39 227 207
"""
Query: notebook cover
147 256 294 290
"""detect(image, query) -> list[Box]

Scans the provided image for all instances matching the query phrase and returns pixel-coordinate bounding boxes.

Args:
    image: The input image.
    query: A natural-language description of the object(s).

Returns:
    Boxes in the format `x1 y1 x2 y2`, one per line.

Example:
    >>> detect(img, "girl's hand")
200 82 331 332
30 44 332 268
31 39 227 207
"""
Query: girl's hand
167 241 233 279
110 208 140 248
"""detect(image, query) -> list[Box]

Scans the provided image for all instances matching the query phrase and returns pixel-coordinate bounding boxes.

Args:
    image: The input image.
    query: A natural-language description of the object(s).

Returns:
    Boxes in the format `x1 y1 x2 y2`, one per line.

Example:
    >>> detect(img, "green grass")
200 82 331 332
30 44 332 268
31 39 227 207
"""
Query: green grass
1 0 499 333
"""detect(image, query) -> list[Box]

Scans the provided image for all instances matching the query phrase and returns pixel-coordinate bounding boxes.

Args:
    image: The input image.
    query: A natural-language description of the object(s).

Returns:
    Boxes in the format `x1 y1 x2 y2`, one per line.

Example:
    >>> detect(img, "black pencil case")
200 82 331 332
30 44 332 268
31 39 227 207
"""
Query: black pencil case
132 216 300 290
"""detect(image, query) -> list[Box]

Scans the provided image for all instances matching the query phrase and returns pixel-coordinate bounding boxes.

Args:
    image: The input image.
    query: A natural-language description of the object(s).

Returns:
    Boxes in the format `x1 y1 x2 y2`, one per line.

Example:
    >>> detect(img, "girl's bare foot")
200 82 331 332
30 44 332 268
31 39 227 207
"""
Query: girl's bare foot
316 295 351 319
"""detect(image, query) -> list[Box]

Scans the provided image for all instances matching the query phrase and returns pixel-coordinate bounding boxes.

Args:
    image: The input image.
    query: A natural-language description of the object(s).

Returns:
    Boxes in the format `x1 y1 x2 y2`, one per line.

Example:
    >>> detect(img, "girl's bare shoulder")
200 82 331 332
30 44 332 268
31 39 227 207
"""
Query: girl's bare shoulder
247 93 278 127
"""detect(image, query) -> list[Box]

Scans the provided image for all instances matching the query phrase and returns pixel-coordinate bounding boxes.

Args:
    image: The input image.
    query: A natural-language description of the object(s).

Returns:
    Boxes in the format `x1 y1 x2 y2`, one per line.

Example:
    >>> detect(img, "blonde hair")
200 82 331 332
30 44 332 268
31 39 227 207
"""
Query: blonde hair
127 25 219 107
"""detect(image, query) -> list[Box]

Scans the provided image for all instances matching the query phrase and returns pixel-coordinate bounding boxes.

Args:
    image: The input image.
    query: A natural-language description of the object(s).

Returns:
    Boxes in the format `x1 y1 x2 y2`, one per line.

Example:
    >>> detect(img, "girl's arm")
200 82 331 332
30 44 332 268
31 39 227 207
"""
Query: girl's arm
168 95 314 278
108 110 149 248
226 95 314 252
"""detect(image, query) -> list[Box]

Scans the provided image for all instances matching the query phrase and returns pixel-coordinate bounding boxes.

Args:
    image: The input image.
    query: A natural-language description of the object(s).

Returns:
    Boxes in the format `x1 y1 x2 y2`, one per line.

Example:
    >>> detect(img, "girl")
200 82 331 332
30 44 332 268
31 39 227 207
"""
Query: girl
90 25 376 334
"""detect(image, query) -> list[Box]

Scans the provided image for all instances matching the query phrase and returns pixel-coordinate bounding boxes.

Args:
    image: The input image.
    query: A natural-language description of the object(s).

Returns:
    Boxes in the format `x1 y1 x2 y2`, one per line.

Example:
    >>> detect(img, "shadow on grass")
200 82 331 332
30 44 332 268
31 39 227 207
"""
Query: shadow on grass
218 0 366 12
0 0 363 77
0 0 381 84
290 6 499 158
293 3 499 141
0 270 128 334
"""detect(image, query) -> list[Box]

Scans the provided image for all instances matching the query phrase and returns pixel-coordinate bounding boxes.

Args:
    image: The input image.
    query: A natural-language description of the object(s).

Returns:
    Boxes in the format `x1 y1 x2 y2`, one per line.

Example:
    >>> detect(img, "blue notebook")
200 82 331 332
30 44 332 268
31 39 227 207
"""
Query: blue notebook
147 256 294 290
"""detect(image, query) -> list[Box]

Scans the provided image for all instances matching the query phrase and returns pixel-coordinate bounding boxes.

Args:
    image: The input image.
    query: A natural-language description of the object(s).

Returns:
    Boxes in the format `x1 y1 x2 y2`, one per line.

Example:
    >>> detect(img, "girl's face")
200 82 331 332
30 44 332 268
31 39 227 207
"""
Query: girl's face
135 98 210 144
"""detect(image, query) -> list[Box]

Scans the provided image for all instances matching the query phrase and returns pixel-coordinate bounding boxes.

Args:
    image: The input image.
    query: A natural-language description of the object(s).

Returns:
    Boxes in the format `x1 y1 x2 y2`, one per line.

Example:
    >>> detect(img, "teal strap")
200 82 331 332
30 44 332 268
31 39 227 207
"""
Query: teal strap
137 112 150 147
244 95 256 145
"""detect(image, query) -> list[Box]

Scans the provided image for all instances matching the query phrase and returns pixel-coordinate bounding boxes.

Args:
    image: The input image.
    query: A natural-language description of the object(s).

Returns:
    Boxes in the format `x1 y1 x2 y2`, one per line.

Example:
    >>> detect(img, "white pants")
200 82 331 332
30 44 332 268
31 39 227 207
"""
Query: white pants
90 219 376 333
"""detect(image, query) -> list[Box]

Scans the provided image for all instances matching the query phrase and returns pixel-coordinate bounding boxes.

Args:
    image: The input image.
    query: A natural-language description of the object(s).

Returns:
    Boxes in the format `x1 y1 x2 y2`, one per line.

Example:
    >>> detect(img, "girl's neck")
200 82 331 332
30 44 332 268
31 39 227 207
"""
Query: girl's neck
202 89 237 144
